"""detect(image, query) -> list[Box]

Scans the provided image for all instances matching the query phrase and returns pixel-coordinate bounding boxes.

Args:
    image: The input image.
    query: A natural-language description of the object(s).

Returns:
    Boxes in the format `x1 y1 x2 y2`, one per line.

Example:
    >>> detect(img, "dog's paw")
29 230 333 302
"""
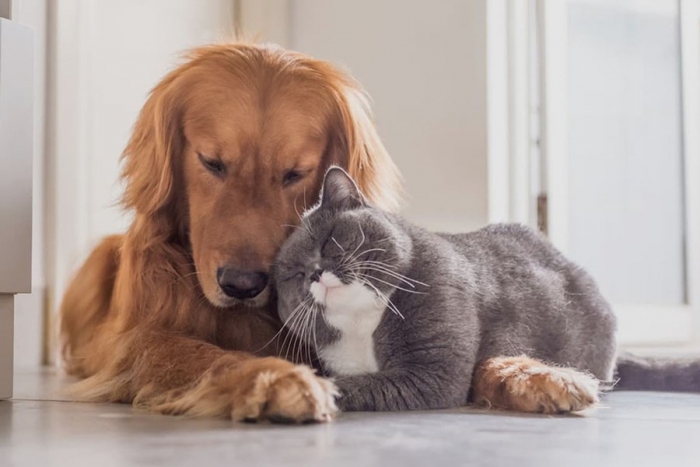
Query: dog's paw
232 362 338 423
141 356 337 422
473 355 600 414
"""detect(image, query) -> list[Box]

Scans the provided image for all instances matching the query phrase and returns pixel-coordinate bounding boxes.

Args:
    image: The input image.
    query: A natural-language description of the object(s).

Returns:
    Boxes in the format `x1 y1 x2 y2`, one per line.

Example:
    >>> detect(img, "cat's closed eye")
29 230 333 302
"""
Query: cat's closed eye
282 271 305 282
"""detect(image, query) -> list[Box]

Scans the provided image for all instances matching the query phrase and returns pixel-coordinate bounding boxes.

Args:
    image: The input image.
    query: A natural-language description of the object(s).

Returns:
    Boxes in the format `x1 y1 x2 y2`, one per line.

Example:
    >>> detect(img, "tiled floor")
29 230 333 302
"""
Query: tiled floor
2 367 700 467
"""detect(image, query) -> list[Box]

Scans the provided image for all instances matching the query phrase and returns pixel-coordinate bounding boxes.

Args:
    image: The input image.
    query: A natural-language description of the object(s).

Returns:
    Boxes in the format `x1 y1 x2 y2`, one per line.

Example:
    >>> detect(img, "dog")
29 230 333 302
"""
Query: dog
59 43 402 422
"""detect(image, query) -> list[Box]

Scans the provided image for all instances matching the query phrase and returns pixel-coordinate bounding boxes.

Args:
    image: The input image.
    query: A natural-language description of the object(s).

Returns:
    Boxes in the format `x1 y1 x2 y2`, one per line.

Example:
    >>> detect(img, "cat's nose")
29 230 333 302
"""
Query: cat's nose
309 268 323 282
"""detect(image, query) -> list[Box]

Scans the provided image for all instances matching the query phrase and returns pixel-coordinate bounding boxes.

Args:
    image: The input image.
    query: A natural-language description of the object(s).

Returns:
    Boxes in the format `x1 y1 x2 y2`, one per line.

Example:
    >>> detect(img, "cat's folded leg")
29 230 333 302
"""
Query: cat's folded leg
471 355 600 414
334 368 471 412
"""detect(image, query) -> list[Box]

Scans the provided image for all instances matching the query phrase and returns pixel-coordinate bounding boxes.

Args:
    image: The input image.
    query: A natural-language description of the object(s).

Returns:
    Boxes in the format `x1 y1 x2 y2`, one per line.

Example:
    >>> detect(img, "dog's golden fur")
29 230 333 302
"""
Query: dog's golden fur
59 43 401 422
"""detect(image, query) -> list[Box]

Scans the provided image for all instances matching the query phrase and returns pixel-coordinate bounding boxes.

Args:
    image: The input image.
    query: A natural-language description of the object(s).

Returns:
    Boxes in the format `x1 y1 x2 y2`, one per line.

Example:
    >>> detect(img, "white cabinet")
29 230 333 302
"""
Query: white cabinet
0 17 33 399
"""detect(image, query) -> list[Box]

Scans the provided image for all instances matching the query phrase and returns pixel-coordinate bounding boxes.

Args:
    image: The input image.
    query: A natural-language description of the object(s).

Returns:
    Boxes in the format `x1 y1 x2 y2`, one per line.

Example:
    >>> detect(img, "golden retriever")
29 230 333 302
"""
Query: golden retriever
59 43 401 422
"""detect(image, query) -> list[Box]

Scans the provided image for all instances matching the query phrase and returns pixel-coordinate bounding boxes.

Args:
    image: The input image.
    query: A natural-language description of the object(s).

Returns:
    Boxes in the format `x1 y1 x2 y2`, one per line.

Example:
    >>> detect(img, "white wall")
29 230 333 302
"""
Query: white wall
289 0 493 232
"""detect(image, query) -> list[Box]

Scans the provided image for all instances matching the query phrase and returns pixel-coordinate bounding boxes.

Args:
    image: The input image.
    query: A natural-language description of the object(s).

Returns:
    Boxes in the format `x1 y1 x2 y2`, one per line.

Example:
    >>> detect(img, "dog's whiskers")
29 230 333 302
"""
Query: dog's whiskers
169 270 205 286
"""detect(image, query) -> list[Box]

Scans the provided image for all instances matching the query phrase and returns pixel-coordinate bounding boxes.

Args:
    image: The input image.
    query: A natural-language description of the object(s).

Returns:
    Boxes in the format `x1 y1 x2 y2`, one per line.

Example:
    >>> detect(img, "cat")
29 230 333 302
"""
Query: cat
273 167 696 413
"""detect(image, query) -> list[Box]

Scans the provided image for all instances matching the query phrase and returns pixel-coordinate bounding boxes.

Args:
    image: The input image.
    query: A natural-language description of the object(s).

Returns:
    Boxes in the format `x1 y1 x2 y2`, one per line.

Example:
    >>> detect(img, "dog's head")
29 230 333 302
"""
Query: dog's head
120 44 401 308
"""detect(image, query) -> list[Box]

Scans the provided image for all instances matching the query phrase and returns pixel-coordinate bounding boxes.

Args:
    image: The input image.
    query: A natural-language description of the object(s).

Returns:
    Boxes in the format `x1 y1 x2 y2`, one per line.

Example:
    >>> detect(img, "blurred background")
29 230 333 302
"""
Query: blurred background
3 0 700 369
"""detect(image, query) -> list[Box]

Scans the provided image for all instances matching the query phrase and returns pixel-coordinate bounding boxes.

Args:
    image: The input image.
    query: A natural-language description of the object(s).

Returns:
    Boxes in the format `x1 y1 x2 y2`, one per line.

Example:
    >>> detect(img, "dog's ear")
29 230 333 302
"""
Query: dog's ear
120 72 183 221
328 80 403 213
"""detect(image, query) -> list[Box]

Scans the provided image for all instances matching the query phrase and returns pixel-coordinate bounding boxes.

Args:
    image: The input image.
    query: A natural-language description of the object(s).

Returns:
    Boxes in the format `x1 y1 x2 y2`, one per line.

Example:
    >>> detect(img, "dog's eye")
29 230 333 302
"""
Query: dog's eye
198 153 225 176
283 169 305 187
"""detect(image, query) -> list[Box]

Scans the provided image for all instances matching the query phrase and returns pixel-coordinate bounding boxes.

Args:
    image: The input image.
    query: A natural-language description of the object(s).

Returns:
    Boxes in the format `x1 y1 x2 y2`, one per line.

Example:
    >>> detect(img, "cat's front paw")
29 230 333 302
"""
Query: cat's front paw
473 355 600 414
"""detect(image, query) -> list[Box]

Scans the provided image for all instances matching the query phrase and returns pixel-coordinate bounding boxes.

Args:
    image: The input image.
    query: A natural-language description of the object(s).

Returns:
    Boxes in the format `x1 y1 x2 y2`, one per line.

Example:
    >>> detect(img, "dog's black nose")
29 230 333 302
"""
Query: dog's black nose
216 268 268 299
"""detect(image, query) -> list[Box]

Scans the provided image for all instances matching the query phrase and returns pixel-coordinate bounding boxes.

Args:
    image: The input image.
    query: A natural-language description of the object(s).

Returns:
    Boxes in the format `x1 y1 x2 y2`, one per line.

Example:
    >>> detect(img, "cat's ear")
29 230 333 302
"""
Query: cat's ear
321 166 367 210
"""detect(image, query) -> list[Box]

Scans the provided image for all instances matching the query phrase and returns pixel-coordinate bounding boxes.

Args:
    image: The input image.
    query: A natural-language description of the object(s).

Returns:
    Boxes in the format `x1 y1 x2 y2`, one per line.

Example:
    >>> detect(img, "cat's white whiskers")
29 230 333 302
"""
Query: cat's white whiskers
351 273 405 320
282 296 314 362
363 274 429 295
359 260 430 287
360 279 398 314
312 302 321 361
300 298 316 364
342 259 430 290
298 300 316 364
370 285 405 320
281 308 303 362
341 257 402 277
254 324 291 356
345 222 366 265
331 236 355 270
331 236 345 254
302 297 323 365
346 263 419 288
344 247 387 264
351 267 429 294
345 258 399 270
260 295 310 355
288 306 304 363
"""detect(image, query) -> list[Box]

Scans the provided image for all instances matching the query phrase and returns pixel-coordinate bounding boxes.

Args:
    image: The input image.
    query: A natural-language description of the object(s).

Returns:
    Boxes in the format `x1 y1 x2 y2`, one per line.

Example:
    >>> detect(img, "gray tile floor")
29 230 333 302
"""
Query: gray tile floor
2 367 700 467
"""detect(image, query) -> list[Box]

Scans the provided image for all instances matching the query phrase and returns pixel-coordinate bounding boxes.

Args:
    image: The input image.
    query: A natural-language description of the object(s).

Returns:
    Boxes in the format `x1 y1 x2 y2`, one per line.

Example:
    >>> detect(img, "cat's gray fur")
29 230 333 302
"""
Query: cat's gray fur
273 167 698 411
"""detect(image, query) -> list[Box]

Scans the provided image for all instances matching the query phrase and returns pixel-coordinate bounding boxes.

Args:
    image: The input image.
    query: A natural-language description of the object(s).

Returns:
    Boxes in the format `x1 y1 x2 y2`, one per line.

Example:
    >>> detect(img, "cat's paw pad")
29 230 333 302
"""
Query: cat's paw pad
474 355 600 414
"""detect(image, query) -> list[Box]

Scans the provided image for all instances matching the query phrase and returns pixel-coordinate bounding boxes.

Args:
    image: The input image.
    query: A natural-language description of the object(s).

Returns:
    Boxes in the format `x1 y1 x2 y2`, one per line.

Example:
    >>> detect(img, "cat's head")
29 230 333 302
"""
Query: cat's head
273 167 413 344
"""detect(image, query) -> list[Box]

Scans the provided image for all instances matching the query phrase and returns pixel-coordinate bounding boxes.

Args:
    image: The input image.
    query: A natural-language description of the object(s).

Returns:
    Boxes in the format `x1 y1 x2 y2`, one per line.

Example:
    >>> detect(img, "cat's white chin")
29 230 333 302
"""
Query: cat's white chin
310 271 386 376
309 272 379 317
309 271 343 305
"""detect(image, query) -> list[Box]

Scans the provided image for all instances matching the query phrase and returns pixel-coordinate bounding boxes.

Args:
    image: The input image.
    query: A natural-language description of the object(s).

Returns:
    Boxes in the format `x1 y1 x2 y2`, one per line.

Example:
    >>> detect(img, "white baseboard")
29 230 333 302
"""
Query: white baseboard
14 286 46 369
615 304 693 347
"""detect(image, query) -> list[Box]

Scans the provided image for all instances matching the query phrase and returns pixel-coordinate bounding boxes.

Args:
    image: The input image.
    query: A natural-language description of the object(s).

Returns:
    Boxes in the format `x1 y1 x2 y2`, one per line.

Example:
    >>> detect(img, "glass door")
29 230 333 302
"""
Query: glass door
536 0 700 345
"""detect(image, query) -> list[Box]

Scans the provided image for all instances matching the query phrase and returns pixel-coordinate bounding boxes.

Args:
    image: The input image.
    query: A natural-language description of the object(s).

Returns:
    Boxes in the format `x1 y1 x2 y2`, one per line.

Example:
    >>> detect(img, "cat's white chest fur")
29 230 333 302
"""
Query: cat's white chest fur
310 273 385 375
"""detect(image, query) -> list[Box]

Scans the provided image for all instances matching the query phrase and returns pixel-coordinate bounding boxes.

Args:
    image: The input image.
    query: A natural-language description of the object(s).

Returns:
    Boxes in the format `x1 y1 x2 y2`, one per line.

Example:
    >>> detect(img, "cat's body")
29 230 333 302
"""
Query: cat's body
304 220 618 411
323 220 615 411
274 168 692 413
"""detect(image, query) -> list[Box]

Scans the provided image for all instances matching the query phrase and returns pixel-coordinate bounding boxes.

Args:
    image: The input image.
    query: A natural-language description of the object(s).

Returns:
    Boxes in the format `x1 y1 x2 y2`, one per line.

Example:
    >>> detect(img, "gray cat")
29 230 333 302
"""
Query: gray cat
273 167 699 412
